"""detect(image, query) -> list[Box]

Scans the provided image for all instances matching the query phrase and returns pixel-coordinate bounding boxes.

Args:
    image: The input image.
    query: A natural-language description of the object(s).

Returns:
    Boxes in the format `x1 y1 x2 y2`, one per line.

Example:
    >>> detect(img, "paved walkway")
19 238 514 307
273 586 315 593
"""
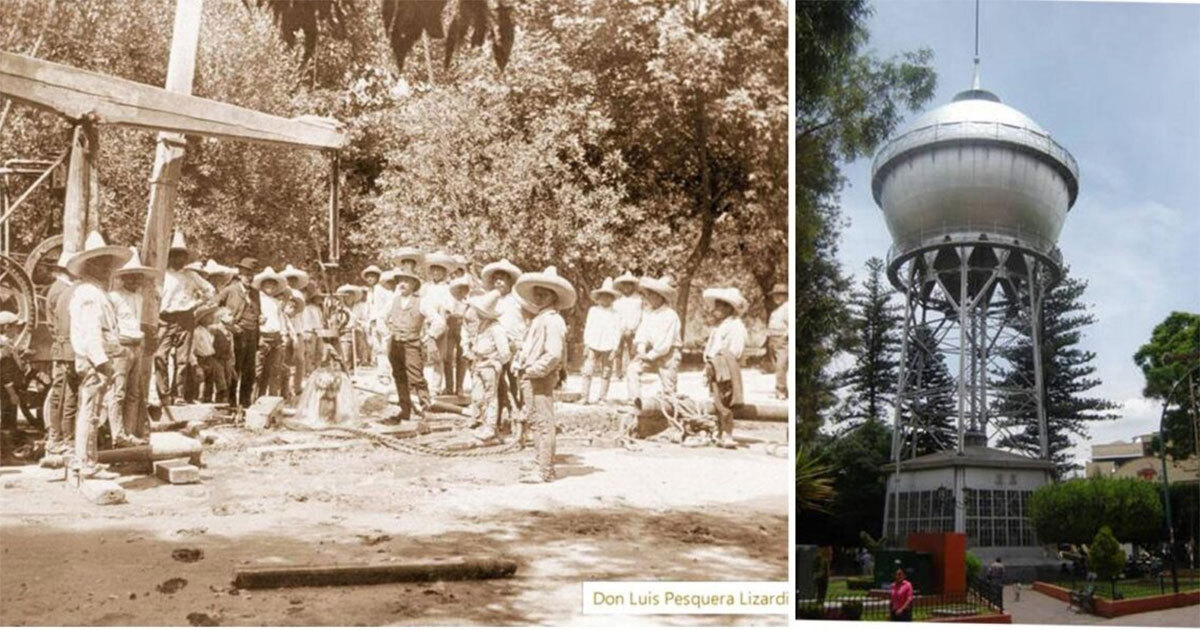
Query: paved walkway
1005 585 1199 626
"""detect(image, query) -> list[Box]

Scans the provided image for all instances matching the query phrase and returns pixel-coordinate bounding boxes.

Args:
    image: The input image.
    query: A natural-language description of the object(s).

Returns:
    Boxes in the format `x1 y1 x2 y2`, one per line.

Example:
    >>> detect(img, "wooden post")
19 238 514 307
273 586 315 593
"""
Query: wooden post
61 123 90 253
130 0 204 437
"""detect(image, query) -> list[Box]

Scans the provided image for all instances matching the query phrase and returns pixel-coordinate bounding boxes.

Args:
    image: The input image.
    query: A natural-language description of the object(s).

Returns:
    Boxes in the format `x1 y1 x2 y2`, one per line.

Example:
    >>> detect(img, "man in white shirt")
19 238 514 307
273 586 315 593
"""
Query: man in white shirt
253 267 286 398
371 270 398 376
66 232 131 480
766 283 788 400
156 231 214 404
612 271 643 379
444 275 471 396
482 259 524 427
106 248 157 446
702 287 749 448
421 252 457 394
628 275 682 402
581 278 622 404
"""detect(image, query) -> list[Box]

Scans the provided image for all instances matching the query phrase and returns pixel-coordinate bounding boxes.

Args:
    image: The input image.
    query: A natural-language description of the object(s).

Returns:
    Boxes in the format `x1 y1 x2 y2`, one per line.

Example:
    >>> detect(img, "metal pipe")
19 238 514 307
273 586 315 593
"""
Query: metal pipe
327 152 340 266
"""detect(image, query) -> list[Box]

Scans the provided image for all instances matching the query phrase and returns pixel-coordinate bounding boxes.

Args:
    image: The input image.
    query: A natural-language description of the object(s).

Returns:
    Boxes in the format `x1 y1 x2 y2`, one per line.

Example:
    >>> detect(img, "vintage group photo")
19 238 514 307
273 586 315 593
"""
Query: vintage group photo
0 0 789 626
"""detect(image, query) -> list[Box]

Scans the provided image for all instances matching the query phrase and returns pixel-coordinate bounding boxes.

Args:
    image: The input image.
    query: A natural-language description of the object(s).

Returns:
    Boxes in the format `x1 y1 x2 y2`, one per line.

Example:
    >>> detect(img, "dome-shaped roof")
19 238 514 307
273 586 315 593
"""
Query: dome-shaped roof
902 89 1048 135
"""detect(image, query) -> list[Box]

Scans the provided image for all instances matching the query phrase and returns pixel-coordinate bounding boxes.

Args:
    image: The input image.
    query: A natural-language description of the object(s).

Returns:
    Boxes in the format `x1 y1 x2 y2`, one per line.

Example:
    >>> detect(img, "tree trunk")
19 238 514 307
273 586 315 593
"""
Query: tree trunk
677 98 712 333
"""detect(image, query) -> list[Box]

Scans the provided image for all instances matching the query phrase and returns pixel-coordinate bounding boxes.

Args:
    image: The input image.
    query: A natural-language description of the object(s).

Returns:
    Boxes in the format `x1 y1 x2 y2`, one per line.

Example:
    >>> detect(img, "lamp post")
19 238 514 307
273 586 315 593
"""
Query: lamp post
1157 359 1200 595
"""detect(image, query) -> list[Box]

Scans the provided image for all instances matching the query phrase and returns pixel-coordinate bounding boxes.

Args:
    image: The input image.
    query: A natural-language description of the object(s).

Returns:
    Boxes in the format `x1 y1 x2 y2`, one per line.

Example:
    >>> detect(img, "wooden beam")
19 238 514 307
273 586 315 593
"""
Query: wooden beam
233 559 519 590
0 51 345 150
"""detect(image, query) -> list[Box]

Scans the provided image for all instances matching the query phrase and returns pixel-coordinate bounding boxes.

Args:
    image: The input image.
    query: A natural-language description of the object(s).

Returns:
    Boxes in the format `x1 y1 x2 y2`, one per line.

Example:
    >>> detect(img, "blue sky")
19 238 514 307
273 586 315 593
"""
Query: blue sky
833 0 1200 467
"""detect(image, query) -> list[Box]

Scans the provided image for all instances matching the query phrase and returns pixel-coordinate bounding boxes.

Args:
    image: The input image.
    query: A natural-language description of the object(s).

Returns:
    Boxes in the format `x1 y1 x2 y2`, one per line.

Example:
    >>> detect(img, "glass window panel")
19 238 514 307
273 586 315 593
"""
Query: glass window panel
993 521 1007 547
964 489 976 516
979 490 992 517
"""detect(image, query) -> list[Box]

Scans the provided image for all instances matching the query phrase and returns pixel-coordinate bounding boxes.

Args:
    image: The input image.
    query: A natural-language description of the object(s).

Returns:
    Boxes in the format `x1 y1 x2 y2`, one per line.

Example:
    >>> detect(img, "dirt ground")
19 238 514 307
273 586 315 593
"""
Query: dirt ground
0 368 789 626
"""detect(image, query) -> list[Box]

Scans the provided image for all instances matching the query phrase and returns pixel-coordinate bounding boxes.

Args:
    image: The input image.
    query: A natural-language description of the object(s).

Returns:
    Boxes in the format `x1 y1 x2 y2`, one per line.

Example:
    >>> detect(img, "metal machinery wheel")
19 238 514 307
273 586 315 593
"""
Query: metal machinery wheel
0 254 46 429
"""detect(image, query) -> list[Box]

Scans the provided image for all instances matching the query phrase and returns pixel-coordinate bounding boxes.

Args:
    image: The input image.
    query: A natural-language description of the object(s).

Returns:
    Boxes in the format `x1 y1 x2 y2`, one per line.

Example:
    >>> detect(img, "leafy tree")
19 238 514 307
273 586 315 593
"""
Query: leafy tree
796 444 836 514
1169 481 1199 567
1089 526 1126 598
994 273 1119 478
792 0 936 438
1029 477 1163 545
837 257 901 428
1134 312 1200 460
798 419 891 547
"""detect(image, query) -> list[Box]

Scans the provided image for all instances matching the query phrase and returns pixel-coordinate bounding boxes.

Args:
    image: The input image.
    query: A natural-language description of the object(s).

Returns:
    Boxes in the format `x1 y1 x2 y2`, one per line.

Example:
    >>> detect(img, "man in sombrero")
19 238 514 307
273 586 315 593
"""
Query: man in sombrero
157 230 215 404
628 275 682 402
107 247 158 445
481 258 524 426
385 268 440 423
581 278 622 405
462 290 510 441
512 266 575 483
702 287 749 449
361 264 386 373
612 270 643 379
421 250 459 394
67 232 132 480
444 274 472 397
216 257 262 407
252 266 287 398
766 283 788 400
44 251 80 455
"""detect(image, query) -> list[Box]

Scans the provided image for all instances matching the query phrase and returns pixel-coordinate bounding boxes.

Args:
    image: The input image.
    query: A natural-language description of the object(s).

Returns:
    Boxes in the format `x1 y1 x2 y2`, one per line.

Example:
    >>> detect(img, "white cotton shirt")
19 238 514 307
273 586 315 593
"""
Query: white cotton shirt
496 292 527 349
161 268 214 313
704 316 748 361
768 302 788 337
583 305 622 352
634 305 681 361
613 294 643 333
109 288 144 343
69 280 121 370
259 294 283 334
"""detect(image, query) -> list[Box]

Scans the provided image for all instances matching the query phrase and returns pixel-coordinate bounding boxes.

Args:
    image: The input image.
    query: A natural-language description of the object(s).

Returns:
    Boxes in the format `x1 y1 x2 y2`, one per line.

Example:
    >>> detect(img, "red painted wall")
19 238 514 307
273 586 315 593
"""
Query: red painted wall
908 532 967 596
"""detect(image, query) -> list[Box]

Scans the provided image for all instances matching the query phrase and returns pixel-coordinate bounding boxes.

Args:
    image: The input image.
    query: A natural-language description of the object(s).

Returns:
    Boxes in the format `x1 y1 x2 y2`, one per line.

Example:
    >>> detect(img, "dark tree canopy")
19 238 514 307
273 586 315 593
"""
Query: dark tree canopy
1134 311 1200 460
837 257 901 428
1029 477 1163 545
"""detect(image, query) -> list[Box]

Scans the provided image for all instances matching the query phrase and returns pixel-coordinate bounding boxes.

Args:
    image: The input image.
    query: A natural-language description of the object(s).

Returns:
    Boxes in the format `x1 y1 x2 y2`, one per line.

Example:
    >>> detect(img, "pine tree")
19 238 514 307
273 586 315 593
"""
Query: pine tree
901 324 958 456
994 272 1119 478
838 257 902 428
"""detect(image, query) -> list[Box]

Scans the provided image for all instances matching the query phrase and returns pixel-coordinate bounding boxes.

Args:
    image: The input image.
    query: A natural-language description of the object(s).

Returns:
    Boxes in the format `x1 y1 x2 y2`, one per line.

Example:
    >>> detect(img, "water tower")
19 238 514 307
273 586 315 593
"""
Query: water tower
873 66 1079 579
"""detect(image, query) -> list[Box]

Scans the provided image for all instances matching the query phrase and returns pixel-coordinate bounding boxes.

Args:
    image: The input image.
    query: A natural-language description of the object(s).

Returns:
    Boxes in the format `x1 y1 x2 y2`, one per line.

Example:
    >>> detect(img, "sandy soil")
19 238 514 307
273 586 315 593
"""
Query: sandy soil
0 369 789 626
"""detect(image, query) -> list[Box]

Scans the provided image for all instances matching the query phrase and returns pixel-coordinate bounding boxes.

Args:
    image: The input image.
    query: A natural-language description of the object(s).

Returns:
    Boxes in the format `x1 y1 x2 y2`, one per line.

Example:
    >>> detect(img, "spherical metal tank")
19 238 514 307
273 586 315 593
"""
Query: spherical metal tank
871 88 1079 258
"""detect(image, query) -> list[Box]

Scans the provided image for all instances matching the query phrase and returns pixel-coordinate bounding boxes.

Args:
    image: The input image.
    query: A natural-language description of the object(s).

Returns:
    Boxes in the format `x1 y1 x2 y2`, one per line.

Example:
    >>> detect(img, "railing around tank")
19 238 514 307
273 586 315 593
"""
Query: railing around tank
872 119 1079 183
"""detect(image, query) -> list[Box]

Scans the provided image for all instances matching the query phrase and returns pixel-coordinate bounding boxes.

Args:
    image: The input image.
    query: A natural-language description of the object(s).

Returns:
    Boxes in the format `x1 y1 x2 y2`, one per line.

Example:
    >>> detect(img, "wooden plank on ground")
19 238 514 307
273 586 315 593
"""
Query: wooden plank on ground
248 440 372 457
233 558 518 589
0 51 345 150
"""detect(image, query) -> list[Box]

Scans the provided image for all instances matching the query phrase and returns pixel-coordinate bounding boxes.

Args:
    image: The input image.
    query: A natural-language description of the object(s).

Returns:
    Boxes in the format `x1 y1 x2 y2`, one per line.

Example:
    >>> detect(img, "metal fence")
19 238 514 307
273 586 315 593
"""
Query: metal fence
796 576 1003 622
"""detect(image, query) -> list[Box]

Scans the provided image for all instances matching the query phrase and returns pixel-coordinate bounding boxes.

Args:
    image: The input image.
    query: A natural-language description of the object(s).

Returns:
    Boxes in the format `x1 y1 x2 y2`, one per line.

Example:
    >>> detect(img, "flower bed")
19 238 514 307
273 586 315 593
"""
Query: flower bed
1033 581 1200 618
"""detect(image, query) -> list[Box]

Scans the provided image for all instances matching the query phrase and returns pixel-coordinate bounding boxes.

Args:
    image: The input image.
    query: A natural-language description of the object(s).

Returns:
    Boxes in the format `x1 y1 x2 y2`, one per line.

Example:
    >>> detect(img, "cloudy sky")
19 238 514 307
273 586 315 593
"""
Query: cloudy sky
832 0 1200 467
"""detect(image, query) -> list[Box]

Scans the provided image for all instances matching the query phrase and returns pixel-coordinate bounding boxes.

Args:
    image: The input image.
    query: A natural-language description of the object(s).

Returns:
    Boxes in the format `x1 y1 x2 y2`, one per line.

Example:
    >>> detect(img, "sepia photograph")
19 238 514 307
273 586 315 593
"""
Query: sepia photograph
794 0 1198 625
0 0 790 626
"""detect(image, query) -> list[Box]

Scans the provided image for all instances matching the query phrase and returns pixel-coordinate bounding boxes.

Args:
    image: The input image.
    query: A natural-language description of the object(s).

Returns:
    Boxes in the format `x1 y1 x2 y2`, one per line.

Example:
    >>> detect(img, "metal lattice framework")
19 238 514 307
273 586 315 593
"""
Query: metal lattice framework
888 237 1060 461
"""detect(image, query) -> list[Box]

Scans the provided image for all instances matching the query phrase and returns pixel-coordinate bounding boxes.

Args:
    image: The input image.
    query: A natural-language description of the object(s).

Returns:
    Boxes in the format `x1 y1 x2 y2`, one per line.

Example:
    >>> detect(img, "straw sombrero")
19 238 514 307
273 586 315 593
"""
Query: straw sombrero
515 266 577 311
335 284 358 295
449 275 472 294
590 277 620 301
184 261 205 275
771 283 787 297
702 287 748 314
287 288 306 306
252 266 284 292
113 247 159 278
392 247 423 268
361 264 383 280
638 275 677 303
236 257 259 272
168 230 190 254
203 259 237 278
481 259 522 288
468 290 502 320
614 270 638 289
66 232 133 277
425 250 458 273
280 264 310 289
393 269 421 290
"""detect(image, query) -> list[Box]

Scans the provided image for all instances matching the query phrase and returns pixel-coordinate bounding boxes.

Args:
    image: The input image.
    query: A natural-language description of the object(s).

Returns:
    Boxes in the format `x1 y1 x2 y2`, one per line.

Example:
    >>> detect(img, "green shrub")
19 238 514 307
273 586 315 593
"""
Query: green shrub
1030 478 1163 544
797 604 825 619
846 577 875 590
1090 525 1127 598
965 552 982 582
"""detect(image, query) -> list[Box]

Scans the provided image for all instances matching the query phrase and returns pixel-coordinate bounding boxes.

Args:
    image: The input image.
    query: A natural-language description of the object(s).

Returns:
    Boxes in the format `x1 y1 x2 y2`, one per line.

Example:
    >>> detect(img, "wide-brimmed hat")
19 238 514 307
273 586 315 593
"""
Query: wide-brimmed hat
590 277 620 301
468 290 501 320
393 269 421 290
184 261 205 274
379 269 398 284
771 283 787 297
515 266 577 311
252 266 284 292
449 274 472 294
67 231 133 277
425 250 459 273
287 288 306 306
0 311 23 327
451 254 469 270
235 257 258 272
614 270 638 289
360 264 383 280
638 275 677 303
203 259 237 278
280 264 310 289
702 287 748 314
335 284 359 296
168 230 189 254
392 247 423 268
482 259 522 287
113 247 159 279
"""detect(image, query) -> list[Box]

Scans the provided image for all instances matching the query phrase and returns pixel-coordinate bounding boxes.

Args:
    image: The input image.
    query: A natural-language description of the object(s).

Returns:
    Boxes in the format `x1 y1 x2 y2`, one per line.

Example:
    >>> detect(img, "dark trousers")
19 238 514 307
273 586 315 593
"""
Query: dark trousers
155 310 195 403
496 361 522 427
389 338 429 419
233 329 258 407
46 361 80 444
890 608 912 622
255 334 284 399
